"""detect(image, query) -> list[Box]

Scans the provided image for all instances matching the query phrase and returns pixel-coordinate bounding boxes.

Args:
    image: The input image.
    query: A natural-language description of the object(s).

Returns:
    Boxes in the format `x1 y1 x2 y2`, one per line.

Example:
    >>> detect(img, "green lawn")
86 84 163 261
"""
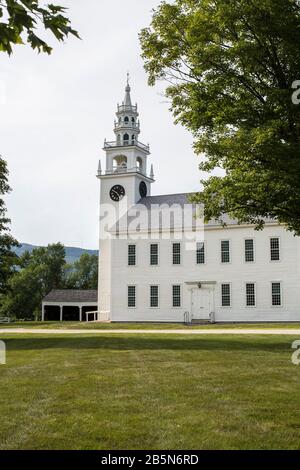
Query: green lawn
0 333 300 449
2 321 300 329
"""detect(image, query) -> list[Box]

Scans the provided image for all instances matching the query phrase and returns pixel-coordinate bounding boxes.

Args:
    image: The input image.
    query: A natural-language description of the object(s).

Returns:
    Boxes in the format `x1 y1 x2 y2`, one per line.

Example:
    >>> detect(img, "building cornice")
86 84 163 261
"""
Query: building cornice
98 171 155 182
108 221 280 235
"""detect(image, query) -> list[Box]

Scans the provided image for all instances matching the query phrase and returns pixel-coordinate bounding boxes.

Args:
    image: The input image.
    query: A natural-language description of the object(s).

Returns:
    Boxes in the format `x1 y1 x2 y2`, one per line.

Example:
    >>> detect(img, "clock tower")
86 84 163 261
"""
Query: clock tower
97 75 154 209
97 77 155 320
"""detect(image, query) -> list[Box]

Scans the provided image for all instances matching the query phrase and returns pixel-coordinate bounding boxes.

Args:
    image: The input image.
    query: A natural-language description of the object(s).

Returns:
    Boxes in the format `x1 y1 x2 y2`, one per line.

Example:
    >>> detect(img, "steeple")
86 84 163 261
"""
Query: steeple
97 78 155 324
123 73 132 107
101 77 154 183
104 75 149 151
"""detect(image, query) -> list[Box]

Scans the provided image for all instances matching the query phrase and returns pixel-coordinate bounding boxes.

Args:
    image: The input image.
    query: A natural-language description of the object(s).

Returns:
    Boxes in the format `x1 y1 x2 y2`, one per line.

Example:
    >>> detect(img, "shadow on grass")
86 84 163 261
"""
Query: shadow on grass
1 335 292 354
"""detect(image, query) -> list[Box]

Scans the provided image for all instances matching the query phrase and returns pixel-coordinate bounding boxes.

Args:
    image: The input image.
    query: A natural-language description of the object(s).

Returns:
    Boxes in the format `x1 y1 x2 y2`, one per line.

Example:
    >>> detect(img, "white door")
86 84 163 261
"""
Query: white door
191 287 211 320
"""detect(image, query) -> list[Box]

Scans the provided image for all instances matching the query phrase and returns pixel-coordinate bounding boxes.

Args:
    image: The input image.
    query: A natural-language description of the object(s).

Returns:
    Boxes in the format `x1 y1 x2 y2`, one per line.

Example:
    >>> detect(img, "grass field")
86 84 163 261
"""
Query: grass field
2 321 300 329
1 333 300 449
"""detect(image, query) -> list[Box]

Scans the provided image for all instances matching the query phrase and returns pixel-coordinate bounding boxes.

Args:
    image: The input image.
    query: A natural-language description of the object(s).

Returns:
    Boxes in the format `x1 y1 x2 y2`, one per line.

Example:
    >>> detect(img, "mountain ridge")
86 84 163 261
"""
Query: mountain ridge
14 243 98 264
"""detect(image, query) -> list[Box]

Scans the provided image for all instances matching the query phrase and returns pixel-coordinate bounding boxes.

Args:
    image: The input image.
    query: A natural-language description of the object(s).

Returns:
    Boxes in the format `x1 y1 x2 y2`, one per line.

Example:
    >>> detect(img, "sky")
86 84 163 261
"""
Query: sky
1 0 208 250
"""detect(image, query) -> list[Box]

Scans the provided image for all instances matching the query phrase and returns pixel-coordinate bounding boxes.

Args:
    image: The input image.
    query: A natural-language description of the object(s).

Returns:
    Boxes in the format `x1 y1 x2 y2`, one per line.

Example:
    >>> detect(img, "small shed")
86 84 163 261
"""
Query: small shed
42 290 98 322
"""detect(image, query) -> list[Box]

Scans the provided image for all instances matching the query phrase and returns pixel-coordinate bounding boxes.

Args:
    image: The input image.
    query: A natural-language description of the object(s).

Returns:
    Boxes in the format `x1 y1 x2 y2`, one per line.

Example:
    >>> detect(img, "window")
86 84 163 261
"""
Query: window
128 244 136 266
272 282 282 306
150 285 159 308
221 283 231 307
136 157 143 171
128 286 136 308
245 239 254 262
270 238 280 261
172 285 181 307
221 240 230 263
173 243 181 265
196 242 205 264
123 133 129 143
150 244 159 265
246 283 256 307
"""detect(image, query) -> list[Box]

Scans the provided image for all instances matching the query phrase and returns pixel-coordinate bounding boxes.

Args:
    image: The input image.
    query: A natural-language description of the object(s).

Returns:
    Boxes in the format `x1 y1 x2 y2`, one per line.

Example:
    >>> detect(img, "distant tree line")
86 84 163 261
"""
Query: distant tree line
0 157 97 321
0 243 98 320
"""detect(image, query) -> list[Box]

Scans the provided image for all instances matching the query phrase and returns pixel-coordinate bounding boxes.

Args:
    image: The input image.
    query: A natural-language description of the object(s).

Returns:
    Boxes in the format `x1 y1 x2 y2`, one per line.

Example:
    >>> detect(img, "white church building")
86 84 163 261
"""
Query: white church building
97 80 300 323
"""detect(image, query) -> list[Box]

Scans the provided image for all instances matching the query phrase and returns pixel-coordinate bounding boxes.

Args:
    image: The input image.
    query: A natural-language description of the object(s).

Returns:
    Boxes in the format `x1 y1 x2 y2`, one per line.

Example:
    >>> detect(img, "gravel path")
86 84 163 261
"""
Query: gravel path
1 328 300 335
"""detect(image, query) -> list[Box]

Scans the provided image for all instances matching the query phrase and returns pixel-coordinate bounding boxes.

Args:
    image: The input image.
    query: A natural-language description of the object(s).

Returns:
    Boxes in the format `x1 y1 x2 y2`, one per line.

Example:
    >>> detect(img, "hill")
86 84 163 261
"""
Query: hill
14 244 98 264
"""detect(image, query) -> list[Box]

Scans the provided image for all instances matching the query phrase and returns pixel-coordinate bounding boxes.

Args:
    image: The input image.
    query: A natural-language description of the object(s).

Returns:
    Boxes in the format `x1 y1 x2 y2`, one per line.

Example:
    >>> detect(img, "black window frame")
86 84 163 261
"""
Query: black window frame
270 238 280 261
128 285 136 308
150 285 159 308
128 244 136 266
172 243 181 265
221 283 231 307
272 282 282 306
221 240 230 263
246 283 256 307
196 242 205 264
172 285 181 307
150 243 159 266
245 239 254 262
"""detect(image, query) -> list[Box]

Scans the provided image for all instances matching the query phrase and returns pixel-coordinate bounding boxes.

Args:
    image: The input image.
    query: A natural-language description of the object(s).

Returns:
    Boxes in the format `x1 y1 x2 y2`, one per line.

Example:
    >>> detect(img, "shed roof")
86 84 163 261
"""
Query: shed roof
43 290 97 303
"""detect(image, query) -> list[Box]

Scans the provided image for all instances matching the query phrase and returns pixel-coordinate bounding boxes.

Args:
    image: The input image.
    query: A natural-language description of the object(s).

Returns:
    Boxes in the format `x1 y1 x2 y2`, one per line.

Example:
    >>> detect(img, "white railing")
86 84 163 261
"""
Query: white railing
85 311 110 322
209 312 216 324
104 140 149 151
105 165 144 175
184 311 191 325
117 104 138 113
115 122 140 129
85 311 98 322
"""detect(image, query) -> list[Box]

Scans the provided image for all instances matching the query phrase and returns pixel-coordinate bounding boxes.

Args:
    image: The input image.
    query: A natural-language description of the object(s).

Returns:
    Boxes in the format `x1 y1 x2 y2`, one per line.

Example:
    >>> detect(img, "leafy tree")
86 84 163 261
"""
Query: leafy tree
140 0 300 234
0 156 19 295
64 253 98 290
1 246 99 320
0 265 43 319
0 0 79 55
0 243 66 319
24 243 66 292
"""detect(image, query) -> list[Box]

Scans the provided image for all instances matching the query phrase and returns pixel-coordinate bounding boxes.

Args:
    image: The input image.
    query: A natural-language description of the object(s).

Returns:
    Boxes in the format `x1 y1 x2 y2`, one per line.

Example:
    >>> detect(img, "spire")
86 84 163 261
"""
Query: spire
123 72 132 107
150 164 154 179
97 159 102 176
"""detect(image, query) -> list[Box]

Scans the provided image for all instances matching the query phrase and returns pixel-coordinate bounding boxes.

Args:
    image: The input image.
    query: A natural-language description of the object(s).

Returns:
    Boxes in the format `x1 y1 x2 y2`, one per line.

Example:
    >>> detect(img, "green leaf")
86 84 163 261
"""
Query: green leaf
0 0 79 55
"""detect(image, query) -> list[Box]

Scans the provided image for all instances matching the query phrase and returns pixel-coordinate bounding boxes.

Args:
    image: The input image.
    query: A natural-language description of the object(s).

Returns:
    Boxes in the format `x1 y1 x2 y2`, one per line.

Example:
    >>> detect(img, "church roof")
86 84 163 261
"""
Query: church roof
139 192 194 208
138 193 240 226
43 290 97 303
111 192 276 233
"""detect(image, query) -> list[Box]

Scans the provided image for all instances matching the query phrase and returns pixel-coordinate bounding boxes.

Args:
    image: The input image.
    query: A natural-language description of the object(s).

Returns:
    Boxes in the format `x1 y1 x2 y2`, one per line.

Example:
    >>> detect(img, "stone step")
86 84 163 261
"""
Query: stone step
191 319 211 325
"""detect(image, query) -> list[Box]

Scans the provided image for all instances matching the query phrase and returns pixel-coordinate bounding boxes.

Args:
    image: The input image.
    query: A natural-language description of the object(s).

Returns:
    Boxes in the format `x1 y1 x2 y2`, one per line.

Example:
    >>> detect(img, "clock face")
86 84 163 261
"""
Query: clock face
139 181 147 198
110 185 125 202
